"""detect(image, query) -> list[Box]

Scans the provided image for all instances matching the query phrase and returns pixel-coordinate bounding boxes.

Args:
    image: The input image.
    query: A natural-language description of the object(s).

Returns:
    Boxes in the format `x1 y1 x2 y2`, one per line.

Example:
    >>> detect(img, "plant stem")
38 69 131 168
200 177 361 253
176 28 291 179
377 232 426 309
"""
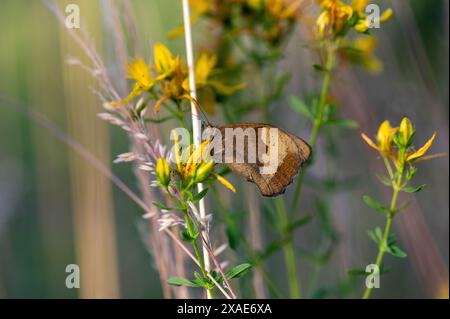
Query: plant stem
290 41 337 216
182 208 214 298
211 187 284 298
275 197 301 298
273 42 337 298
362 170 403 299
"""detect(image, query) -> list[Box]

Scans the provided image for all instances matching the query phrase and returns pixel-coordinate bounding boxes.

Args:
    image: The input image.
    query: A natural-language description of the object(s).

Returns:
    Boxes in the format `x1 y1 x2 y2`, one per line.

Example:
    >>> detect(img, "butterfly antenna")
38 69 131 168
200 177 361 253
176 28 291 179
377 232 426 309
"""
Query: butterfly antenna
191 97 212 127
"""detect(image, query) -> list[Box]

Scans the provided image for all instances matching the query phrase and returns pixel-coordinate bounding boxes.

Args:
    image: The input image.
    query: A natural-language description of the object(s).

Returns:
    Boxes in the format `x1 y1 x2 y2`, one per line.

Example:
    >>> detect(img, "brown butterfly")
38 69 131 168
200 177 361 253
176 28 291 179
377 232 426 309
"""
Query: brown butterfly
205 123 311 197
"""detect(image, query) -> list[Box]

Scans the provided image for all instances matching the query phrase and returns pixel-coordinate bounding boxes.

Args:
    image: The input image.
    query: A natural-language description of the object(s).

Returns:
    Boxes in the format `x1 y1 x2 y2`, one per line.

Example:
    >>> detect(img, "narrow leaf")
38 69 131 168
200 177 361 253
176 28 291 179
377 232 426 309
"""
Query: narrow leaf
363 195 390 216
192 188 208 203
386 245 407 258
224 263 252 280
347 268 369 276
376 174 393 187
179 229 197 242
289 95 314 119
403 184 427 193
167 277 199 287
226 224 241 250
152 201 172 210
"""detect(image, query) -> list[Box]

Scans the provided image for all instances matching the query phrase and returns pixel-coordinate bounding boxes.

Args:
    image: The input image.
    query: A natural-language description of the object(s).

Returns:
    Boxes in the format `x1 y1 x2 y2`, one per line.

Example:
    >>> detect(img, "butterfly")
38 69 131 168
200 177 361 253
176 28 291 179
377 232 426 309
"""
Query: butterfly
204 123 311 197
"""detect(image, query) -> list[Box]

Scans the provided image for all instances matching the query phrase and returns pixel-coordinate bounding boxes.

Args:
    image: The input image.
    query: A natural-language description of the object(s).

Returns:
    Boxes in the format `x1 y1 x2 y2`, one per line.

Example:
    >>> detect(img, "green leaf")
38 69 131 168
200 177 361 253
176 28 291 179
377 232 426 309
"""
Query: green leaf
289 95 314 119
379 265 392 275
145 115 175 123
179 229 198 242
313 64 328 73
347 268 369 276
225 223 241 250
152 201 172 211
386 245 407 258
192 272 213 289
192 188 208 203
273 73 291 99
258 240 284 260
375 227 383 240
376 174 392 187
406 167 417 182
363 195 390 216
387 233 398 246
368 227 383 245
224 263 252 280
403 184 427 193
167 277 199 287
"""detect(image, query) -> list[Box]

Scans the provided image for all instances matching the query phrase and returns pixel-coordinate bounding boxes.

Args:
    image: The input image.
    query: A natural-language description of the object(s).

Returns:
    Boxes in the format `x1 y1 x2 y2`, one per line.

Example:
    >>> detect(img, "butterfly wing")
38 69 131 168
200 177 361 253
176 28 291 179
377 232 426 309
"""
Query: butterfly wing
218 124 311 197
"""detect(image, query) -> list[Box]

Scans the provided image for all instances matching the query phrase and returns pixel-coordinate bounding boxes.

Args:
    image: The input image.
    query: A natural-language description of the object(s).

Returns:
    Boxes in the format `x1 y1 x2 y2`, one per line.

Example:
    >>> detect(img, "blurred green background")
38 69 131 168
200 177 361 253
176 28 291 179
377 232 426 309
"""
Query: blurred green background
0 0 448 298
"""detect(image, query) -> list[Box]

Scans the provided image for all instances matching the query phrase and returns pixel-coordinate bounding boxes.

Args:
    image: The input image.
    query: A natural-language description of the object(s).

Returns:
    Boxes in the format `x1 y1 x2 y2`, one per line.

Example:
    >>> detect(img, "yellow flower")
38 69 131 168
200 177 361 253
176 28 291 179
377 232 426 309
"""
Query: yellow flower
406 132 437 163
211 173 236 193
194 160 216 182
171 130 235 192
247 0 263 10
361 120 397 156
190 0 213 17
182 52 245 114
111 58 154 107
317 0 354 37
194 53 218 88
154 42 181 79
167 0 214 39
362 118 438 165
156 157 171 187
128 58 154 88
380 8 393 22
351 0 368 14
399 117 414 145
354 6 393 33
266 0 302 19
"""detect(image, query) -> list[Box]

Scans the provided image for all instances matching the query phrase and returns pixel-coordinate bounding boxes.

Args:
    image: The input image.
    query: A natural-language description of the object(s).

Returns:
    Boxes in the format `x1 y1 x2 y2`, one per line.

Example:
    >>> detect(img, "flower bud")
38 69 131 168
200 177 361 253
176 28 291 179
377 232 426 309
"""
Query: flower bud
399 117 414 145
194 161 215 183
376 120 396 156
156 157 170 187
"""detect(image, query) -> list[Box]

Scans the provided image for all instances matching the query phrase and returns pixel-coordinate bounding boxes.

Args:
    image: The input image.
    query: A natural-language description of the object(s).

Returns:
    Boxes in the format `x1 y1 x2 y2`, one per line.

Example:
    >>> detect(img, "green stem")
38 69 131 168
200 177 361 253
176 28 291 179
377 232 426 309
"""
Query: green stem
362 170 403 299
182 207 214 298
290 41 337 216
275 197 301 298
211 187 284 298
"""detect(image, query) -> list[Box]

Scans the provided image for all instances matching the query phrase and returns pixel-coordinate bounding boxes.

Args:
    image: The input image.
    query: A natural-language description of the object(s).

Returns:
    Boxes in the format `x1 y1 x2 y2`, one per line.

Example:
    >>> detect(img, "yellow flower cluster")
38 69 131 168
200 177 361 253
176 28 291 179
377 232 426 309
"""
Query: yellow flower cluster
155 131 236 193
361 118 437 169
111 43 244 114
181 0 302 45
316 0 392 38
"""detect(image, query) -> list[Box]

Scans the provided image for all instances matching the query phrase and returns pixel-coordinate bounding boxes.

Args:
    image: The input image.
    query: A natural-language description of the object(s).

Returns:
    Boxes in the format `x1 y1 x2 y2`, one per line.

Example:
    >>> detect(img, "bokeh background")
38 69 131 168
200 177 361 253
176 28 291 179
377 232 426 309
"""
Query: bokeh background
0 0 448 298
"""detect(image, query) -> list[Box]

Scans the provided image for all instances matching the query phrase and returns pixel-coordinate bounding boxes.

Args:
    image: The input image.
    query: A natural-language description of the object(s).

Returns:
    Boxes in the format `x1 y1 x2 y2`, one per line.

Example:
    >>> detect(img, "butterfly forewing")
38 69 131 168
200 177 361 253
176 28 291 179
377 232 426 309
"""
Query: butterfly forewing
216 124 311 197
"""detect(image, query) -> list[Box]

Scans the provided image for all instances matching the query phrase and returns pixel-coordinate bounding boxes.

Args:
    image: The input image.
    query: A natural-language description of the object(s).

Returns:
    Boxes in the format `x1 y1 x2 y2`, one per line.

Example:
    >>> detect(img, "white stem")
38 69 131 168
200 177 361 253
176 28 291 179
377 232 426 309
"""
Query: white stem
182 0 212 299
